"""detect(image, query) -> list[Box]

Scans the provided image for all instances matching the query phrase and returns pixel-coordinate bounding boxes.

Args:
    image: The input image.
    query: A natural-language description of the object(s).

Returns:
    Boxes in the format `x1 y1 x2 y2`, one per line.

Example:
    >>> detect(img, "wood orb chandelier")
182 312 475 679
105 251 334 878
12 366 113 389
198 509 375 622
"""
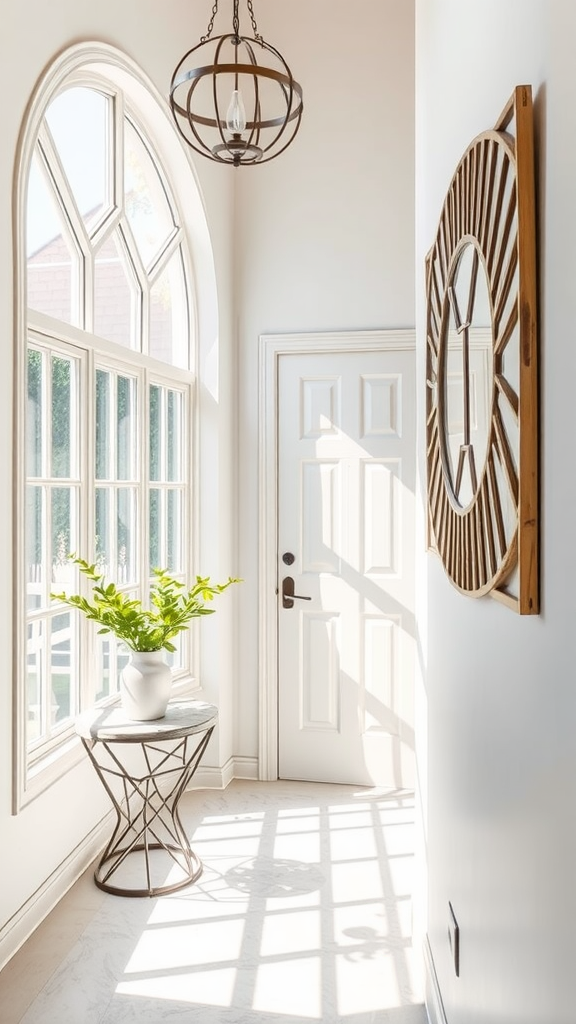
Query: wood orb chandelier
169 0 304 167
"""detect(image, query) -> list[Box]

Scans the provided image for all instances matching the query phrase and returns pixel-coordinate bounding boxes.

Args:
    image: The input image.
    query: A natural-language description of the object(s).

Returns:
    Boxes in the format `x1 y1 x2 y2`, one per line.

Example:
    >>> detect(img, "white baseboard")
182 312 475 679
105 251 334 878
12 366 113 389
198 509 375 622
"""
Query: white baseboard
227 756 259 780
189 755 259 790
424 934 448 1024
0 809 114 972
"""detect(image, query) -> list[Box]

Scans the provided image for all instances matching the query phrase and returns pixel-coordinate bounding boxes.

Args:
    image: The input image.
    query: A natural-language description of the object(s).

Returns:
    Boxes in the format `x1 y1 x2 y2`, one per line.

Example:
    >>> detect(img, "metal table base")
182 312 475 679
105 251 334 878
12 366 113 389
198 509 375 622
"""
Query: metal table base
76 701 218 898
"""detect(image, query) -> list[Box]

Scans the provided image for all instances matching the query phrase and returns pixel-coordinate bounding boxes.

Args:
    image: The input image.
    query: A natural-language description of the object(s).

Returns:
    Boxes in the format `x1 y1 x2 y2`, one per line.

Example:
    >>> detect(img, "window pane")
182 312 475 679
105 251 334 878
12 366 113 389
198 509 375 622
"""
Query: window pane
95 369 111 480
97 627 129 702
149 249 189 368
94 232 139 349
51 356 72 478
149 488 161 570
26 486 44 611
149 385 161 481
167 489 182 572
165 632 183 672
124 119 175 268
51 487 74 583
96 636 112 703
117 487 136 583
45 87 111 235
50 611 74 725
27 620 44 744
167 390 183 482
117 375 136 481
27 149 78 326
117 645 130 681
95 487 111 572
27 348 43 478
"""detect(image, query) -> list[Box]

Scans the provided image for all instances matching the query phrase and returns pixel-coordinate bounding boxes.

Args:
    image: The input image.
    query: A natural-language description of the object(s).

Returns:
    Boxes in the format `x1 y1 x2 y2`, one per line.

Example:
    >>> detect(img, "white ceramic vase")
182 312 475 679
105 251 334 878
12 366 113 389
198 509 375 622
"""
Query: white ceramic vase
120 650 172 721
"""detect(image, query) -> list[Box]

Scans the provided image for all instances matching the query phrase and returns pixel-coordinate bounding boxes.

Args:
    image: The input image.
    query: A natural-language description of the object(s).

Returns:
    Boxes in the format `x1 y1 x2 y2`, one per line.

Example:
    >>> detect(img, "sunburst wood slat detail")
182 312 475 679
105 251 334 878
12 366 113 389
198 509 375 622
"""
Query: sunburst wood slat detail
475 498 488 586
494 302 519 357
493 238 519 332
495 373 519 419
429 264 444 339
438 487 450 555
426 404 439 435
474 142 485 238
439 209 450 281
492 182 518 289
480 475 497 579
493 405 519 505
486 451 507 559
464 154 471 239
479 140 496 253
470 147 478 239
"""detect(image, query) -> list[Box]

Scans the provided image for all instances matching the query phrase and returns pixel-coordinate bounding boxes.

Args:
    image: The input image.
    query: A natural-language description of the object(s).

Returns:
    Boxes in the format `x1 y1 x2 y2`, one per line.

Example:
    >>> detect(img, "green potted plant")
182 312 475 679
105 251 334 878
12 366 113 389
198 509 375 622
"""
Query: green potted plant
52 556 241 721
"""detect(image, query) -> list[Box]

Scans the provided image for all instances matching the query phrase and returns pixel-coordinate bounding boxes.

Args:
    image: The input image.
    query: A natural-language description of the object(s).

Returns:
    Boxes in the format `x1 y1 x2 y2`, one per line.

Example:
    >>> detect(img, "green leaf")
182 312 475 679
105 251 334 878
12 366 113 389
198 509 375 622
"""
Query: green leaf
50 557 242 651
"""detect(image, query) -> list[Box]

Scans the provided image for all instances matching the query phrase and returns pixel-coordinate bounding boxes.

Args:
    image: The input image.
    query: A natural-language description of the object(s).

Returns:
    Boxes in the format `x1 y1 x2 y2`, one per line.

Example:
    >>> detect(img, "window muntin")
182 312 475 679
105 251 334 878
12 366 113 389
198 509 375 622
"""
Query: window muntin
23 77 196 774
149 383 186 575
94 365 139 582
25 341 82 755
93 230 140 349
44 87 112 236
124 119 175 270
26 148 80 327
149 249 189 368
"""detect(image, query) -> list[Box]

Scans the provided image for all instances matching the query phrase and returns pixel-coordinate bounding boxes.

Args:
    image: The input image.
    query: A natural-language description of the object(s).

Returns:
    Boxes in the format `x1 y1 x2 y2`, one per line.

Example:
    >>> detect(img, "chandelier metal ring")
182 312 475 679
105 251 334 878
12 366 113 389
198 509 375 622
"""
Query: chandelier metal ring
172 64 303 130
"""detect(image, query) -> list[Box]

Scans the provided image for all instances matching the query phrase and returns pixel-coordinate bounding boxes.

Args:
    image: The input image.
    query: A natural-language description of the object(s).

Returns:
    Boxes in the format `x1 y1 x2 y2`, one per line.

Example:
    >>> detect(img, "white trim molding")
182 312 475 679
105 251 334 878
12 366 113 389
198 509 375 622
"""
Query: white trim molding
424 935 448 1024
258 329 416 781
0 811 114 971
189 756 259 791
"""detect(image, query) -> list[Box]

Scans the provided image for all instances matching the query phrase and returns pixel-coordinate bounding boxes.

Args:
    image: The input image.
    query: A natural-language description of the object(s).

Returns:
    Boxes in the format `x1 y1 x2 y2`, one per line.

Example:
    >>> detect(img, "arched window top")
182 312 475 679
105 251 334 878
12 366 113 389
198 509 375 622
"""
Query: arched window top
26 73 193 369
16 41 219 377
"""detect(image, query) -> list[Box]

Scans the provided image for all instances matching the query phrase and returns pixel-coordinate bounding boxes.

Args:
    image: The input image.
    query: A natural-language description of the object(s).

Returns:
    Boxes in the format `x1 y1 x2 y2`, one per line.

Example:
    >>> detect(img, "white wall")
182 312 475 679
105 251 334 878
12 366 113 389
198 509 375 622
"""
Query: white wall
234 0 416 759
0 0 236 960
416 2 576 1022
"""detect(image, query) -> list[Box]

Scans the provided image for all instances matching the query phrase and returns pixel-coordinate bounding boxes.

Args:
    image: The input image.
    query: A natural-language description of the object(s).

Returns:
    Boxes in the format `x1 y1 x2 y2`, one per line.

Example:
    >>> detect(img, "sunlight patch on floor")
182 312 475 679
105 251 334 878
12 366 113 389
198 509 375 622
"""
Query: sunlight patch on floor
6 782 426 1024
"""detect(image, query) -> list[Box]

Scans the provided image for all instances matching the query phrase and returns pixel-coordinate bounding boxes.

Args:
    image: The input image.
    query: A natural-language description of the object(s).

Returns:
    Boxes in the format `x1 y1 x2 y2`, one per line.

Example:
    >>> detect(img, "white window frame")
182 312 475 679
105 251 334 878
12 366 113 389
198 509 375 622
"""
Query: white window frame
12 44 216 812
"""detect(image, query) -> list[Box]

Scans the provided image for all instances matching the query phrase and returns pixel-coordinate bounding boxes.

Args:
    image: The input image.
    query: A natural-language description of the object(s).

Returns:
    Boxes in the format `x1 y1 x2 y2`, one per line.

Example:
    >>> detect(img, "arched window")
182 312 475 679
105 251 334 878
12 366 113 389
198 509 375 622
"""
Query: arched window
14 46 215 805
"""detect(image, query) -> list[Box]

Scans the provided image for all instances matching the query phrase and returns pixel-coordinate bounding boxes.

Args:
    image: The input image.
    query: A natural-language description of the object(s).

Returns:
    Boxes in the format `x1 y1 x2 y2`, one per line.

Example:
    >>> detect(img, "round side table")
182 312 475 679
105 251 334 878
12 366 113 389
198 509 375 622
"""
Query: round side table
76 699 218 898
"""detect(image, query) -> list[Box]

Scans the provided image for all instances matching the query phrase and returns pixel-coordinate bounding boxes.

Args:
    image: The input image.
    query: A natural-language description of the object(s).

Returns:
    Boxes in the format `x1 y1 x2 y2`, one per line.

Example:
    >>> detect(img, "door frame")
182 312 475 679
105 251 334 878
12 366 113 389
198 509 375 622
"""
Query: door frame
258 329 416 781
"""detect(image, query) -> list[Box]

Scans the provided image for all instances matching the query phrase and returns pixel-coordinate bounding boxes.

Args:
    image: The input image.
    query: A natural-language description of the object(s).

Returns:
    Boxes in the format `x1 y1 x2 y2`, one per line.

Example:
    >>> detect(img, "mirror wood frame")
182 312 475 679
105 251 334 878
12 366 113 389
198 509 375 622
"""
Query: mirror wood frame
425 85 539 614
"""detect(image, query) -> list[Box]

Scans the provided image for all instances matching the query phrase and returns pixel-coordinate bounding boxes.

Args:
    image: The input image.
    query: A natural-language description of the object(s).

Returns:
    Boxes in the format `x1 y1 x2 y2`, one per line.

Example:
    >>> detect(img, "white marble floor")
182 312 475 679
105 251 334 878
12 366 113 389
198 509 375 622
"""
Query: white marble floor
0 780 427 1024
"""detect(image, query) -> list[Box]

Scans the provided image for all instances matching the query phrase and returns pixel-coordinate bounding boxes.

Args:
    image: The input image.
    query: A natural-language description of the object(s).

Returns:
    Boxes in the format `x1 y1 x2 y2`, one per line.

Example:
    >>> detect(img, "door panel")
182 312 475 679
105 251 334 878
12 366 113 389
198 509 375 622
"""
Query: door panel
277 349 415 787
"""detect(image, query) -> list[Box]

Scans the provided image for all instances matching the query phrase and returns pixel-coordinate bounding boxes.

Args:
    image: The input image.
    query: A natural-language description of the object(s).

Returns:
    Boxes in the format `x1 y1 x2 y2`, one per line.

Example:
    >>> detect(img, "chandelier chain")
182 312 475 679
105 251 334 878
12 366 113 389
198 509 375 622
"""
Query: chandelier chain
246 0 263 42
200 0 263 45
201 0 219 42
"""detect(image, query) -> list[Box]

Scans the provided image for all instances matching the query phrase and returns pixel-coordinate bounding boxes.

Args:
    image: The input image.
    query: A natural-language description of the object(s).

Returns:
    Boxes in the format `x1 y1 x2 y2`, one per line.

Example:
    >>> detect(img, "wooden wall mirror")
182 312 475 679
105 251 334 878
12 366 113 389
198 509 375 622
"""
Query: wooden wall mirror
425 85 539 614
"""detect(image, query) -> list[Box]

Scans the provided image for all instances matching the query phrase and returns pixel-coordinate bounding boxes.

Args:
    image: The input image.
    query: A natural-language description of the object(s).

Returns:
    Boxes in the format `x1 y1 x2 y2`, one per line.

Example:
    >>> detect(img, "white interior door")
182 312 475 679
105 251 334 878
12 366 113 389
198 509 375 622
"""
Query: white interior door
277 347 416 787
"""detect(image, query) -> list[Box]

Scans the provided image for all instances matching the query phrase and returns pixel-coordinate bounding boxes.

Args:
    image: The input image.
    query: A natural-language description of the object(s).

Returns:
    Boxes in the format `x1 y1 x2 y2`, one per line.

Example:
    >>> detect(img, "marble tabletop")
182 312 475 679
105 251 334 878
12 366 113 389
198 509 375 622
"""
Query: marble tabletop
75 699 218 743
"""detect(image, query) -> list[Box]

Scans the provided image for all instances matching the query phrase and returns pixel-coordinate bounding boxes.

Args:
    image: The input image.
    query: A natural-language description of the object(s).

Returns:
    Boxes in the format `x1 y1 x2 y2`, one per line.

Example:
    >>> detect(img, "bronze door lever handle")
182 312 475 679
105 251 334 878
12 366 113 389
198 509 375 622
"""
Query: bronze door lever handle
281 575 312 609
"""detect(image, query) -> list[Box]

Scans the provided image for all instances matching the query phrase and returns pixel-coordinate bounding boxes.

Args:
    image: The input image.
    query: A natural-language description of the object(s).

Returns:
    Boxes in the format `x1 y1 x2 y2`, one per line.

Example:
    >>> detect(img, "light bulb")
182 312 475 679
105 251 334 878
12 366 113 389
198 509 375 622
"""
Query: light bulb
226 89 246 134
